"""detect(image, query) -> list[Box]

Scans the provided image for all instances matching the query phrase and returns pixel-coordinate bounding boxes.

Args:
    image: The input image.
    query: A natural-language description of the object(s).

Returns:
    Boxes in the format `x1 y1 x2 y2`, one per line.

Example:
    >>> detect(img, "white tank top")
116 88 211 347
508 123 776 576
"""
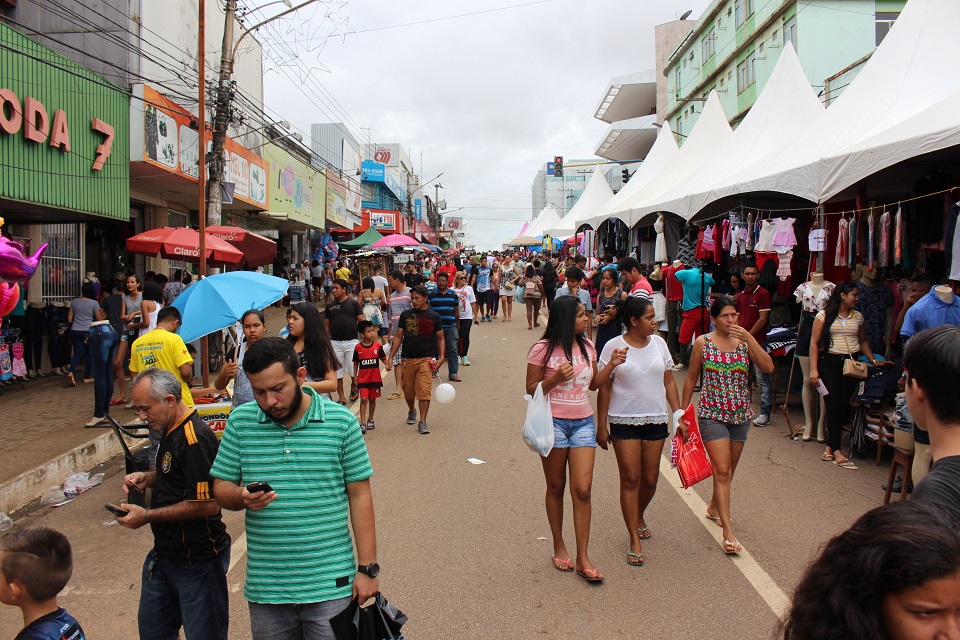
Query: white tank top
140 302 163 337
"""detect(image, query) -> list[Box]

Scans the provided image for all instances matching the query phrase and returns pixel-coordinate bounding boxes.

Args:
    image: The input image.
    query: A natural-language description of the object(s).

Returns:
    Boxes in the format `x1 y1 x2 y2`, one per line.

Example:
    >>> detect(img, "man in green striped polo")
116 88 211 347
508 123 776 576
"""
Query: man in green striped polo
211 338 378 640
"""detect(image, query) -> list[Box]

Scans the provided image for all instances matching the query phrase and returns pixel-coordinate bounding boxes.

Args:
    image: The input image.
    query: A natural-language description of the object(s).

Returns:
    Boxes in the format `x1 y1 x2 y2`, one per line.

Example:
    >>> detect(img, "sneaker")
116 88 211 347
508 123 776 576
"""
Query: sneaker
882 476 914 493
753 414 770 427
458 356 463 365
84 416 106 428
462 356 470 366
406 411 417 425
418 421 430 435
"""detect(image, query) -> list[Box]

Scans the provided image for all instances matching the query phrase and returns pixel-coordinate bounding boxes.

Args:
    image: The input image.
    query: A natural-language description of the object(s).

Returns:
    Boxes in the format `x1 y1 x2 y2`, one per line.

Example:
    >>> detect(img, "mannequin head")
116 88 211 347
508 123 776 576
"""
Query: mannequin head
811 272 825 284
854 263 878 286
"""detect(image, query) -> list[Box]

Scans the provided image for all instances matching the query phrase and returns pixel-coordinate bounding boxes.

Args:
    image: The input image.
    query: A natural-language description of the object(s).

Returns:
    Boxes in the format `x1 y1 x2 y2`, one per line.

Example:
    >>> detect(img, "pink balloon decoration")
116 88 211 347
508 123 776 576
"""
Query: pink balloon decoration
0 282 20 317
0 237 47 282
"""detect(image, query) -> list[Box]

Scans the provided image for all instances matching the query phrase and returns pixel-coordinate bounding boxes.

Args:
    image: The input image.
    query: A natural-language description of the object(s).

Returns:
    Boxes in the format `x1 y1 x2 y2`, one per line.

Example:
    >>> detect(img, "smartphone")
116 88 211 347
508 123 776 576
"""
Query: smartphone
127 485 146 507
245 481 273 494
104 503 129 517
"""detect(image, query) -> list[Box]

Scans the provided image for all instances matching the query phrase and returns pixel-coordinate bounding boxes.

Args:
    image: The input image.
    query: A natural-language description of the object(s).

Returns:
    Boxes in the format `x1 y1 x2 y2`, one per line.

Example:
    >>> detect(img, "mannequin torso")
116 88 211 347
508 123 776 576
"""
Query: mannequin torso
936 285 955 304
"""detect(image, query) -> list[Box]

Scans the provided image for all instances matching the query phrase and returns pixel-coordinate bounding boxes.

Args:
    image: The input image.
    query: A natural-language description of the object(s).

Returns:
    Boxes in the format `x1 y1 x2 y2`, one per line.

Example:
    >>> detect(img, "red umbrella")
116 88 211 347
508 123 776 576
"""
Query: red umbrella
206 225 277 267
126 227 243 265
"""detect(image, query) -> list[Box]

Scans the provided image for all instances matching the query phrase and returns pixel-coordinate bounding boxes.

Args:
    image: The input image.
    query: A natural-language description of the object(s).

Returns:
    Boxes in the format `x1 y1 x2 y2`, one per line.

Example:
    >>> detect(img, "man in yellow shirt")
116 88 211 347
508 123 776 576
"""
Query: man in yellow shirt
129 306 195 408
335 260 352 282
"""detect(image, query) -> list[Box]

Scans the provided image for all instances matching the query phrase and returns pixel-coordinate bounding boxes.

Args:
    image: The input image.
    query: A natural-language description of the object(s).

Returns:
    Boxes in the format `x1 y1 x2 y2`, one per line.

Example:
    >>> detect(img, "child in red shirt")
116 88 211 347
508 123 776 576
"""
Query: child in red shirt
354 321 390 433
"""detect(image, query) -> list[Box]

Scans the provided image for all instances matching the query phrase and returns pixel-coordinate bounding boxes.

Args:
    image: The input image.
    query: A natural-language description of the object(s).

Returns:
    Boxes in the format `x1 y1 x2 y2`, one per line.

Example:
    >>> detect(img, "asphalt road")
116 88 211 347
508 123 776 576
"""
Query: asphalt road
0 311 895 639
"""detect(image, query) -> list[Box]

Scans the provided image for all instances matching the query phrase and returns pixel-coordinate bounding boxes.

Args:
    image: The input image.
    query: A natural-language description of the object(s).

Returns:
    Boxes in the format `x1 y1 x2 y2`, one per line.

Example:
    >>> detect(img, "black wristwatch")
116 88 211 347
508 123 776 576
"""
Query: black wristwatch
357 562 380 578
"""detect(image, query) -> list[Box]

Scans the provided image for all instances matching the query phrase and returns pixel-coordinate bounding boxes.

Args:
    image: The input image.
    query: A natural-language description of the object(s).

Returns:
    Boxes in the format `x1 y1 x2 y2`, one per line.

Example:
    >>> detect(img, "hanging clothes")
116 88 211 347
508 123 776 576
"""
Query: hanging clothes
714 222 724 264
754 219 777 252
772 217 798 252
867 211 876 269
835 216 849 267
848 216 857 268
11 342 26 378
654 215 668 263
947 203 960 281
721 219 732 251
878 209 891 268
746 212 755 250
777 250 793 281
894 206 903 265
676 231 697 266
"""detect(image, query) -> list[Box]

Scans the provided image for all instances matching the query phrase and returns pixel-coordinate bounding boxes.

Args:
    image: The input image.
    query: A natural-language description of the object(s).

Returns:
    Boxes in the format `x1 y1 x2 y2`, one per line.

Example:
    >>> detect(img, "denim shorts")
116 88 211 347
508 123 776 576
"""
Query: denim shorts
610 422 669 441
553 416 596 448
699 417 751 443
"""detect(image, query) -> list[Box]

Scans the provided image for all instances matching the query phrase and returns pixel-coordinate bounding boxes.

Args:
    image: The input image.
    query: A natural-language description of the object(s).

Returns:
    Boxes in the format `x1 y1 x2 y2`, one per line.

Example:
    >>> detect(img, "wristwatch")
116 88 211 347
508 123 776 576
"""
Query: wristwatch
357 562 380 578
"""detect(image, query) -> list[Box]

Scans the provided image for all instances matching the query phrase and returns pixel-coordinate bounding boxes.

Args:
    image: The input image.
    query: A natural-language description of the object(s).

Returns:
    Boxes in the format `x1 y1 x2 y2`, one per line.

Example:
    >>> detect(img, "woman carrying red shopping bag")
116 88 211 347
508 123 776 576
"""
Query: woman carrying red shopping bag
681 295 773 555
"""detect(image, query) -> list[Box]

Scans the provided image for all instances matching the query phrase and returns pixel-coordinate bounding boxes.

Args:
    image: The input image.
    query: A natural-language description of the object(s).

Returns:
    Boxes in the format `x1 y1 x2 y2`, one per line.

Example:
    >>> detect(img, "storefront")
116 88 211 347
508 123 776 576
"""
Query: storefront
261 142 326 271
0 22 130 303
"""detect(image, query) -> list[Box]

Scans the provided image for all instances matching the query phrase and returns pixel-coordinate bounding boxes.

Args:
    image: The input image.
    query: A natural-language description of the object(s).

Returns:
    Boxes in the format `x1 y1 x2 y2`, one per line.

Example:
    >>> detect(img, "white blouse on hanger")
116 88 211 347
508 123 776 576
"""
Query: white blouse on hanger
793 281 835 313
754 220 777 252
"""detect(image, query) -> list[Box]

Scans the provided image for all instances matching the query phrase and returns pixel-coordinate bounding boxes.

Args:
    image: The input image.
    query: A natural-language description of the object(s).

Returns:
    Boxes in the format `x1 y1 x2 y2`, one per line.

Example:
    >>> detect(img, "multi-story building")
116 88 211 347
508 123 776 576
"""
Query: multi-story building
665 0 906 136
531 160 597 220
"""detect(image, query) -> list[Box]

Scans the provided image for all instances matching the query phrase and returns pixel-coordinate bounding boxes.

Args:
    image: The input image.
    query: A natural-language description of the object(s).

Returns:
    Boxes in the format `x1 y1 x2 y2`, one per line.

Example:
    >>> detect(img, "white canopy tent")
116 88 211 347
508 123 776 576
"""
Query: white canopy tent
545 166 615 237
724 0 960 205
524 204 562 239
589 92 733 228
643 42 825 220
583 123 679 230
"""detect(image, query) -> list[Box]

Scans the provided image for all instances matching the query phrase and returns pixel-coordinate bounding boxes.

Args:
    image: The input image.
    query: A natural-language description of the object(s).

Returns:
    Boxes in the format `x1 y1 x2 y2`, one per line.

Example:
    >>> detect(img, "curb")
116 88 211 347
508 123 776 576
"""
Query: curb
0 429 141 515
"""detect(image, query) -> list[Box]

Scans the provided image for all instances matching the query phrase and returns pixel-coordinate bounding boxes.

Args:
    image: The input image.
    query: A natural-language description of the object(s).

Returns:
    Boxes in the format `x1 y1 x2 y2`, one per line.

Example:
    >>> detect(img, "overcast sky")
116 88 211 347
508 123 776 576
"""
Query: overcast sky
261 0 712 249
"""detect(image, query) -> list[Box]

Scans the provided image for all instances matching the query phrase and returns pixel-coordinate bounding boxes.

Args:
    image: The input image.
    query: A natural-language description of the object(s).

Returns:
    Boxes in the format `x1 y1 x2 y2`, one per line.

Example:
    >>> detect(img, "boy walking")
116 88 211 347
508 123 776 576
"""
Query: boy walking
0 526 85 640
354 321 390 433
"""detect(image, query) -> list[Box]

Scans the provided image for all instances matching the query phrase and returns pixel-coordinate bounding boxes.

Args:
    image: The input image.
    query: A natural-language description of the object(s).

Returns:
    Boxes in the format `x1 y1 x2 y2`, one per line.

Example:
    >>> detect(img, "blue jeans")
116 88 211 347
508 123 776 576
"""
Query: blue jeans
69 329 91 378
552 416 597 448
442 326 459 377
88 324 119 418
138 548 230 640
756 363 773 416
249 596 352 640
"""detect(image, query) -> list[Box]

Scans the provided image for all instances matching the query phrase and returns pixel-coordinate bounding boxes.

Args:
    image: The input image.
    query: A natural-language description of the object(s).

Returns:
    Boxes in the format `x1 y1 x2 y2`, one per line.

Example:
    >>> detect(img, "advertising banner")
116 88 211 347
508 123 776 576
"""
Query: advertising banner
325 169 347 227
361 160 385 182
383 168 407 202
414 199 423 222
262 143 326 228
341 139 362 214
365 209 396 231
444 216 463 232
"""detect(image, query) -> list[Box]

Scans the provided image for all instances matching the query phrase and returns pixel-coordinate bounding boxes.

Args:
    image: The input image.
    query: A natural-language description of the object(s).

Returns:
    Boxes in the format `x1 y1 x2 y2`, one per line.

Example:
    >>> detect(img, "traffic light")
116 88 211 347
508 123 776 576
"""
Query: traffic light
622 168 630 184
554 156 563 178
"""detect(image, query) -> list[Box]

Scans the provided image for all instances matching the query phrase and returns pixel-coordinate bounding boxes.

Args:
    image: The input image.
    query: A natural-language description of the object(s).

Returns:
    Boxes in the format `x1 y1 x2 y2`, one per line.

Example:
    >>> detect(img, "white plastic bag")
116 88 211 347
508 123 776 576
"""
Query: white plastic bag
522 383 554 457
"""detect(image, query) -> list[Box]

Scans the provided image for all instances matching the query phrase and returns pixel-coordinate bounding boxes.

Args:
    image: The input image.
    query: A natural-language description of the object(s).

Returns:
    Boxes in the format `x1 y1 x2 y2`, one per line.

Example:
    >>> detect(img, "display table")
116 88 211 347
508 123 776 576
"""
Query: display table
195 400 232 439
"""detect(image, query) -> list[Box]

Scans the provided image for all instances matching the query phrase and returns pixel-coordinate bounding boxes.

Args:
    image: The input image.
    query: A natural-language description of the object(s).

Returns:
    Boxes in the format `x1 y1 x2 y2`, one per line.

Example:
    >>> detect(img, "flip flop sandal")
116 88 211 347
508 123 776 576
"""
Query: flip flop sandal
626 551 645 566
835 459 858 470
821 453 835 461
110 399 126 406
576 568 604 583
337 400 347 406
705 513 723 527
722 539 742 555
386 392 403 400
637 527 652 540
552 556 574 572
349 390 359 402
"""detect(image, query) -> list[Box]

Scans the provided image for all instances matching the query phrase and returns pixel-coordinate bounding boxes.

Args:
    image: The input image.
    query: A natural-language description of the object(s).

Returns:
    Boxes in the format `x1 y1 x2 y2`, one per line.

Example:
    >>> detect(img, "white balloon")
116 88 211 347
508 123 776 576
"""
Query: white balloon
435 382 456 404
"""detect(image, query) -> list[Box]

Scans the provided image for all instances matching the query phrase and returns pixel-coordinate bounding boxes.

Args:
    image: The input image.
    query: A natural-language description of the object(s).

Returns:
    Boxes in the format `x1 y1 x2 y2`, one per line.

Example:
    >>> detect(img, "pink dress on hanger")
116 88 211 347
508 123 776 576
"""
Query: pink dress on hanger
777 250 793 281
835 217 849 267
772 217 797 252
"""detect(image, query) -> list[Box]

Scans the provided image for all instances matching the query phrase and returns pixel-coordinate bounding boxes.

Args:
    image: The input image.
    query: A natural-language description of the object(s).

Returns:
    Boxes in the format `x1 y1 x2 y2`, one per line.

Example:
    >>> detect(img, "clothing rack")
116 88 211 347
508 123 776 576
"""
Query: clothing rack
0 329 26 394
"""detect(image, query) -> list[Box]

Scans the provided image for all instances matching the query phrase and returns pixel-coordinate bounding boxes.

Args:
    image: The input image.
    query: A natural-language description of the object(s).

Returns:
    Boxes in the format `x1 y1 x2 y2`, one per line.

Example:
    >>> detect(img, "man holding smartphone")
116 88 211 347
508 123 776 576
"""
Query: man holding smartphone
115 367 230 640
211 338 377 640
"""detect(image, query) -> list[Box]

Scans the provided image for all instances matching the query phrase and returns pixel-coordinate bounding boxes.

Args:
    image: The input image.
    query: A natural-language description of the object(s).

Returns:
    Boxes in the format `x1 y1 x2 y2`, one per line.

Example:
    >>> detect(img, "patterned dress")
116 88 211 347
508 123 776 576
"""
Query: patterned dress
698 335 754 424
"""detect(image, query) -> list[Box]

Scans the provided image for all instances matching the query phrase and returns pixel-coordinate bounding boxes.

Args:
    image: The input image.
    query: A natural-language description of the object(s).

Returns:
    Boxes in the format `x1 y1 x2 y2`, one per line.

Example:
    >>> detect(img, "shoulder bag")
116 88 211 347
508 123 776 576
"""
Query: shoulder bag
842 316 868 380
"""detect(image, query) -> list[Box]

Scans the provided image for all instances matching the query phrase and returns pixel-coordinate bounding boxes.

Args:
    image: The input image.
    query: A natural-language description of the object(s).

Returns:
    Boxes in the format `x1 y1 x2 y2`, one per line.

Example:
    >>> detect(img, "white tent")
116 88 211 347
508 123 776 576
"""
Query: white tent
545 166 615 236
583 123 680 229
592 91 733 227
729 0 960 203
644 42 825 220
525 204 562 238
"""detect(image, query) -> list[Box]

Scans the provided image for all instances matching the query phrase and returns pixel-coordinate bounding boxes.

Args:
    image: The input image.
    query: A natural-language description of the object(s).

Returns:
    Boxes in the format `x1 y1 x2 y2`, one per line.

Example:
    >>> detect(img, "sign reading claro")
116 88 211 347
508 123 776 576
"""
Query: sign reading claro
172 246 200 257
0 88 115 170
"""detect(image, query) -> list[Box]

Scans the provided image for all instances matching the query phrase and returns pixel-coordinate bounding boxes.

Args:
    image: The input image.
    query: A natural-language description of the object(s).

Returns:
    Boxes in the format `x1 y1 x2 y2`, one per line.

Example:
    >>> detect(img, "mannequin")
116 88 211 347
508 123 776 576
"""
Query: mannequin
936 284 955 304
662 259 685 362
794 272 834 441
852 262 893 356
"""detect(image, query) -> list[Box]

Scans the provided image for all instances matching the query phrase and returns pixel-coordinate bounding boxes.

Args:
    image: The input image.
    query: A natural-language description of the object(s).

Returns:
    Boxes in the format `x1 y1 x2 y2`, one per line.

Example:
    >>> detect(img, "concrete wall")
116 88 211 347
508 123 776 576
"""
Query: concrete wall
655 20 694 123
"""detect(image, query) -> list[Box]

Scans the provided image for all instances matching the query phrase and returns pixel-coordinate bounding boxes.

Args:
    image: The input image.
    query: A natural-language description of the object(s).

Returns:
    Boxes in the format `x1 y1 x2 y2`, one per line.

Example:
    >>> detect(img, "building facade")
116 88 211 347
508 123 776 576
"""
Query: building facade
665 0 905 136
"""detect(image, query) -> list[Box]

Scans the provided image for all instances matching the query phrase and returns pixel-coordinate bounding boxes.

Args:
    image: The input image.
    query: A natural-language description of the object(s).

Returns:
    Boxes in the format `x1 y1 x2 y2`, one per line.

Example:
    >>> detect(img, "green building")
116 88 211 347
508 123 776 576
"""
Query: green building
665 0 906 137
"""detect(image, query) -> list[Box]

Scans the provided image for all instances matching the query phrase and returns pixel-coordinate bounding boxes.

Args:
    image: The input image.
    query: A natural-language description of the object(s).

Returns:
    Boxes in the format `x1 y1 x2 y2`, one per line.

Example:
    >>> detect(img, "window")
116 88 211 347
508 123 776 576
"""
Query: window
676 116 683 137
784 16 797 50
719 75 725 87
737 51 756 93
735 0 744 26
876 12 899 45
675 66 681 97
701 27 716 60
758 42 765 55
771 29 778 44
727 70 733 81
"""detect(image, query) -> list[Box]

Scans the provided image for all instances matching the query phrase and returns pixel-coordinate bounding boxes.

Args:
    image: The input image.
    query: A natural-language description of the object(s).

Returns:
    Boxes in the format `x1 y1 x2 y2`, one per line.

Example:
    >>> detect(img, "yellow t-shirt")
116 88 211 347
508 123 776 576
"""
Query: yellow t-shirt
335 267 351 281
815 309 863 355
129 328 195 408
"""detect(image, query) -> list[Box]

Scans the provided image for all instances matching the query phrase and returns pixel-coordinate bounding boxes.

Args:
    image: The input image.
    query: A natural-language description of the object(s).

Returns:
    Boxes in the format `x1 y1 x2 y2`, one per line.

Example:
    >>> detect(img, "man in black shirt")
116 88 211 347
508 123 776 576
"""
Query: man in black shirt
389 286 444 434
905 325 960 520
324 279 364 403
116 367 230 640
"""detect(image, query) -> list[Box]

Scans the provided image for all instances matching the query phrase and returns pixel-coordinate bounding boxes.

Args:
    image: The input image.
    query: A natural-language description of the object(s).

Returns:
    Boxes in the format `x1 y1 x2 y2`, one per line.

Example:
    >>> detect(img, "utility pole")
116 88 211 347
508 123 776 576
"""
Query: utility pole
433 183 443 244
197 0 210 386
206 0 237 229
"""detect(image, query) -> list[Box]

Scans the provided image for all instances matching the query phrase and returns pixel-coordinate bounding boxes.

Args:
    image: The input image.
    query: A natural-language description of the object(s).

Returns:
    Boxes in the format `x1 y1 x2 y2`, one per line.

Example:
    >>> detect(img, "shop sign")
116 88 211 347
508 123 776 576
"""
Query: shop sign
262 144 326 228
365 209 396 231
325 169 347 227
0 89 115 171
393 253 411 264
414 199 423 222
444 216 463 232
361 160 385 182
136 85 268 208
383 168 407 202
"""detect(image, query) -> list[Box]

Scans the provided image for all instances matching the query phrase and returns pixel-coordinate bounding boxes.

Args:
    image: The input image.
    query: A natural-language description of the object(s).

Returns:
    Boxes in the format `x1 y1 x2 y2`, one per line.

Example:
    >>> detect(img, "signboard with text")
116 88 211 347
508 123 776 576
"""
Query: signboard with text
263 144 326 228
365 209 396 231
325 169 347 227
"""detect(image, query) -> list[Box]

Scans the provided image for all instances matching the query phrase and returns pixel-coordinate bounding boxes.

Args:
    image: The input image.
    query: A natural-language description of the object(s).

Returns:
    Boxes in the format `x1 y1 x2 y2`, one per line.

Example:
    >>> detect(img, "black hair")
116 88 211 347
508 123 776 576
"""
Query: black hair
389 270 404 282
0 526 73 601
575 254 586 265
362 277 375 291
618 256 642 274
156 306 181 324
436 271 449 281
531 294 589 367
564 266 584 283
81 281 97 299
357 320 374 336
818 281 859 352
126 274 142 289
903 325 960 424
334 278 348 289
729 272 745 293
525 264 535 278
542 261 556 277
182 272 192 286
145 270 156 281
312 259 320 267
286 302 338 380
244 336 301 378
241 309 264 324
154 274 168 286
142 281 163 303
710 295 737 318
911 273 934 290
621 296 653 329
780 501 960 640
410 284 429 299
741 263 759 273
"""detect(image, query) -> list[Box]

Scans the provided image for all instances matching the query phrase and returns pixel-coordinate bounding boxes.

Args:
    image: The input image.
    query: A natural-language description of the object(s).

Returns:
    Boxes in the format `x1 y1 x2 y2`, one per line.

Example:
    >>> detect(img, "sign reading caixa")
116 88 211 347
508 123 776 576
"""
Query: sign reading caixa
0 89 115 170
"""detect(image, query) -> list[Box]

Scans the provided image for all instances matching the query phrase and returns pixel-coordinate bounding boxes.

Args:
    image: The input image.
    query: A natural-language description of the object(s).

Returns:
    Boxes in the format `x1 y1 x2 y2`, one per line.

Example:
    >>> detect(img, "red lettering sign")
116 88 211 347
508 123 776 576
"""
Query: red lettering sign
23 96 48 143
91 118 114 171
49 109 70 152
0 88 21 135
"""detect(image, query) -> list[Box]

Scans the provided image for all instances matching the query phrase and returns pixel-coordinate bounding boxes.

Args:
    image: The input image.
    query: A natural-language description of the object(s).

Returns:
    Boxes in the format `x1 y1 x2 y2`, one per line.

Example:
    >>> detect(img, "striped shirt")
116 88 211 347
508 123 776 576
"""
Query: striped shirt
210 386 373 604
388 288 412 334
428 289 459 328
816 309 863 355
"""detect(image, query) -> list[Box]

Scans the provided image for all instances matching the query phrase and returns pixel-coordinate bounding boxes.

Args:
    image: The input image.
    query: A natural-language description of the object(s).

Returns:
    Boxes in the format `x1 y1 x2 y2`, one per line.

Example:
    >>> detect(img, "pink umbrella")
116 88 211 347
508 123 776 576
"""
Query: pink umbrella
371 233 421 248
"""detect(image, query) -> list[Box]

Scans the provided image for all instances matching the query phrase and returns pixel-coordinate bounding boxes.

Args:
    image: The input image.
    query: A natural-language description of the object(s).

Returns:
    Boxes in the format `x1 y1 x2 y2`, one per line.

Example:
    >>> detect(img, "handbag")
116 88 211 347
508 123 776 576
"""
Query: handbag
669 404 713 489
524 278 542 299
330 593 408 640
843 355 868 380
522 382 554 457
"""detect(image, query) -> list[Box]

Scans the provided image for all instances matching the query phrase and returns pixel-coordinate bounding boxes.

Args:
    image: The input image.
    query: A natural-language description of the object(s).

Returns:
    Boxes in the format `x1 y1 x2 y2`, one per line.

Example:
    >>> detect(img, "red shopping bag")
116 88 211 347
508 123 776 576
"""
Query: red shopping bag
671 404 713 489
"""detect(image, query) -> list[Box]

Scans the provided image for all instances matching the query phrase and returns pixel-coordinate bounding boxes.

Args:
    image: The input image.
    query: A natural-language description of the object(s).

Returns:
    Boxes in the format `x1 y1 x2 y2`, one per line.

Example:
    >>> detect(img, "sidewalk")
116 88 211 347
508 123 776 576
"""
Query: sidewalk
0 304 303 513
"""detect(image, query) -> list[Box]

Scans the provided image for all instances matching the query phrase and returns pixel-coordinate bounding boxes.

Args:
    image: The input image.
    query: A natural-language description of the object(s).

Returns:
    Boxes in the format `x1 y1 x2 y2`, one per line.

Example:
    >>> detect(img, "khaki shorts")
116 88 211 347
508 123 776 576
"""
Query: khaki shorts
401 357 433 400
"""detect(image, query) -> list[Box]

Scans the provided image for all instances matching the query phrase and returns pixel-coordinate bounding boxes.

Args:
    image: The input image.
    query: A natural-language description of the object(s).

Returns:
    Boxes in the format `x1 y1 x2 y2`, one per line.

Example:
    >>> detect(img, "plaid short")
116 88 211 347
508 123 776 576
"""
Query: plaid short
392 342 402 366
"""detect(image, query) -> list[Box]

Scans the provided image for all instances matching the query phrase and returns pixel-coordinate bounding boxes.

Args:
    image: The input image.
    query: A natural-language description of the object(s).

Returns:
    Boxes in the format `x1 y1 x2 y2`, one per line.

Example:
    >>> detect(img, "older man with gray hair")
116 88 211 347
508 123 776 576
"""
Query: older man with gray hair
114 367 231 640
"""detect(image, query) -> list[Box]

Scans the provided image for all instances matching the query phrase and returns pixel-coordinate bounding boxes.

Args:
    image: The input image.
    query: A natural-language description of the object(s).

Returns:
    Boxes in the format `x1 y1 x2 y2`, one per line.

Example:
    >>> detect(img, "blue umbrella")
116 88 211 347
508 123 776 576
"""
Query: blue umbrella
172 271 289 343
420 243 443 252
